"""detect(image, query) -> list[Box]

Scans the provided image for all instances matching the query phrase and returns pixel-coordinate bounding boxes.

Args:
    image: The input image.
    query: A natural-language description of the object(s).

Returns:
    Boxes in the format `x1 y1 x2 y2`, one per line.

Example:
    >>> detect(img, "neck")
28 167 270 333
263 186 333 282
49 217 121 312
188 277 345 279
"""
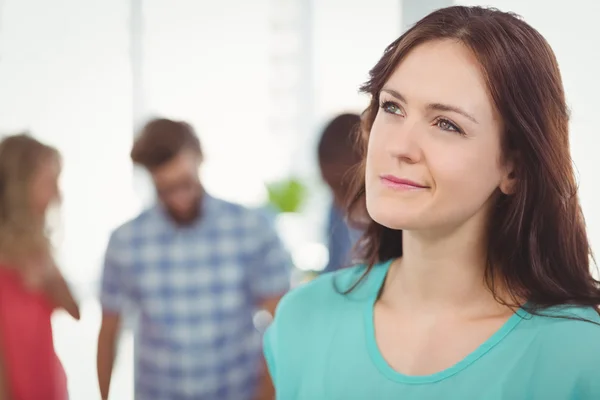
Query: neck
382 216 502 315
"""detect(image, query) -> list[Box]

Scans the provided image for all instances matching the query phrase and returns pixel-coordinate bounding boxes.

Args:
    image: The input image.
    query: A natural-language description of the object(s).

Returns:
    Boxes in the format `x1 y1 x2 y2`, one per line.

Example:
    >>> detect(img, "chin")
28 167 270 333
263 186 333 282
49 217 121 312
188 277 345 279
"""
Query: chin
166 205 200 225
370 212 420 231
366 196 428 231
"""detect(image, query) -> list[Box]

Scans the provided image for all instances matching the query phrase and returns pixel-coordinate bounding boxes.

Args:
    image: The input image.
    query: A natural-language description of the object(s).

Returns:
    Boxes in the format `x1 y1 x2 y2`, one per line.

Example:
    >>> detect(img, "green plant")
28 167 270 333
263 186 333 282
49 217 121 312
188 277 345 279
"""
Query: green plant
266 178 307 213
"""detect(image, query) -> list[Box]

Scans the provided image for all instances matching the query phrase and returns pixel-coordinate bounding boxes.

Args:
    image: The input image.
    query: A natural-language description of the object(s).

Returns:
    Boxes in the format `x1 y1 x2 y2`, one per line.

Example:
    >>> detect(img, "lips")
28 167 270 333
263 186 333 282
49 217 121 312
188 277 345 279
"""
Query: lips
379 174 429 189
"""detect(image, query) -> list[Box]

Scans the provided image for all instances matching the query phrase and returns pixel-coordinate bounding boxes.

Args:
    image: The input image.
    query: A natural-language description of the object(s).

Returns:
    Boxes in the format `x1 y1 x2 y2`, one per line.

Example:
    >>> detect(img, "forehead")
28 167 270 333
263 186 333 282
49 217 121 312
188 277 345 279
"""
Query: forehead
385 39 497 123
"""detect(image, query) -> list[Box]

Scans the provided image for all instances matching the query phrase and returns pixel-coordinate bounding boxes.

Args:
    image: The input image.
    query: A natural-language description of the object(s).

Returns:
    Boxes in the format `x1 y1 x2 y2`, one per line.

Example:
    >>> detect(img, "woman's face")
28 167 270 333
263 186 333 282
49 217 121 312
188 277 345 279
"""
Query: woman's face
30 155 61 216
365 39 515 234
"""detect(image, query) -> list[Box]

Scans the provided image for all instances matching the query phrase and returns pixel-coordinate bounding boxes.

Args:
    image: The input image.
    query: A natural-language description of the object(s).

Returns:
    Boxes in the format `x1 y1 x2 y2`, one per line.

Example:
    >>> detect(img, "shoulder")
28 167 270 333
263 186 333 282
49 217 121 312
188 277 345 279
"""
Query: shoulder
273 271 348 323
531 305 600 341
264 261 390 382
106 208 160 258
207 195 274 228
277 266 366 308
110 208 156 242
527 305 600 375
273 262 389 330
208 195 248 214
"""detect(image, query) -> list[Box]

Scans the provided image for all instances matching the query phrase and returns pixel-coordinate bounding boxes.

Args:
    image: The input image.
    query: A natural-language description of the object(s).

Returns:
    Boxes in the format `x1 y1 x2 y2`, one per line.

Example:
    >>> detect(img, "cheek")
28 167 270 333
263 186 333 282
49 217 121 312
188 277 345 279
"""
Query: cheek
430 141 504 207
35 187 56 209
41 178 60 204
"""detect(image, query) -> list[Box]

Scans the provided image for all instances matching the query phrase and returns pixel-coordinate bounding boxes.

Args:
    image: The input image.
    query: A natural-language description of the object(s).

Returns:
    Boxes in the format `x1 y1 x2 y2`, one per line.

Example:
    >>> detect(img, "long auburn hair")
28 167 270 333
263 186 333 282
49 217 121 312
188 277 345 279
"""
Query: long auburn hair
346 6 600 311
0 134 59 267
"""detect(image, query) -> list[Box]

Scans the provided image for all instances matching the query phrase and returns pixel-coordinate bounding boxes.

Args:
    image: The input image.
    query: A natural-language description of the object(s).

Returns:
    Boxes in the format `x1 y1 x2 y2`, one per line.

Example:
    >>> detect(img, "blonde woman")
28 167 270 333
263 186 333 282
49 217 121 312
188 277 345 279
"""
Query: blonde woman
0 134 79 400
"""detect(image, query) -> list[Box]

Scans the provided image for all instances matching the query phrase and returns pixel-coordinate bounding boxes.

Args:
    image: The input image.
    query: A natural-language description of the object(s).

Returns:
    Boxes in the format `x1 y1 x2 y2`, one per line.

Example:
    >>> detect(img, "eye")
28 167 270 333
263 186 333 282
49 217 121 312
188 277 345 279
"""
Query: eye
435 118 463 134
380 100 403 116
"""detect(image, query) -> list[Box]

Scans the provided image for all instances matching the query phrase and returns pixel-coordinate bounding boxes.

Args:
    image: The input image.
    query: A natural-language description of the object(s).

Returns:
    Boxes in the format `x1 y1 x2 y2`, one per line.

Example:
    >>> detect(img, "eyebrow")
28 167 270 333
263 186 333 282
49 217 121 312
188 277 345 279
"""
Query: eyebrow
380 88 479 124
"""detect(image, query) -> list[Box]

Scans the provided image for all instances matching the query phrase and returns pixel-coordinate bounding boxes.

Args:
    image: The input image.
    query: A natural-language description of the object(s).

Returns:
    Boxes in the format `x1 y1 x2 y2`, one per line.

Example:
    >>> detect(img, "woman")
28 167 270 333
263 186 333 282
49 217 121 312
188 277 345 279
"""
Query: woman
264 6 600 399
0 134 79 400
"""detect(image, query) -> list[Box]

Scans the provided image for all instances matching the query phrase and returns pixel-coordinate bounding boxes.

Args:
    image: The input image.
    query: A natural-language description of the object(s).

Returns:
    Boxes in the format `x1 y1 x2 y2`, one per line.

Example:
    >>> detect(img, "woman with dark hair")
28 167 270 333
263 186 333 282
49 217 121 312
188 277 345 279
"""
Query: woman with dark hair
264 6 600 399
317 113 363 273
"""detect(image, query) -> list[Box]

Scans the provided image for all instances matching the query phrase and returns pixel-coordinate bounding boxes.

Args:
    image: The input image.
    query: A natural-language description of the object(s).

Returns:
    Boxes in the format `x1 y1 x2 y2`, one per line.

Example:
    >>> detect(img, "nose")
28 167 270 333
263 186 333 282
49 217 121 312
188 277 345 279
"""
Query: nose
386 119 423 164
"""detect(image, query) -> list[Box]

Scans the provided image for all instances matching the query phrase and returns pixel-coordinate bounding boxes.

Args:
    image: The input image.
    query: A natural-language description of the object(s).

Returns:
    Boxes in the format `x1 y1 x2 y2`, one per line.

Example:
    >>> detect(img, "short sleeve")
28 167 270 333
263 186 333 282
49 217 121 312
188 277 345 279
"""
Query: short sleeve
248 213 293 301
99 230 131 314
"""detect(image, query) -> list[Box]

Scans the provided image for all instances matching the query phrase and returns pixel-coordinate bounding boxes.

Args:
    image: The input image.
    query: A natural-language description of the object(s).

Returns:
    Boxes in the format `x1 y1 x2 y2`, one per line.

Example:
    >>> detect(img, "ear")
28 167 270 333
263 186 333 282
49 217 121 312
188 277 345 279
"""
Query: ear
499 156 517 195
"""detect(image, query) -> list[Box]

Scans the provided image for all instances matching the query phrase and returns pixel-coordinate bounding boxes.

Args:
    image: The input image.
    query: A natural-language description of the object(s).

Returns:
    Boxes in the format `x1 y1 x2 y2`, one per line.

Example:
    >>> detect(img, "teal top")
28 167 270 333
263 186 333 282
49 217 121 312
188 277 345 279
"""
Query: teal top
264 260 600 399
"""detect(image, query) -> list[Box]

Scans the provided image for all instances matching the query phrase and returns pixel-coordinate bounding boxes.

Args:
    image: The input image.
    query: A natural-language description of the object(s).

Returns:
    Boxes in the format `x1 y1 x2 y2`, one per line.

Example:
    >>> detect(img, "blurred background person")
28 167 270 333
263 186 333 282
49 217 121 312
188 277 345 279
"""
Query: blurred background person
0 134 79 400
96 118 292 400
318 113 364 273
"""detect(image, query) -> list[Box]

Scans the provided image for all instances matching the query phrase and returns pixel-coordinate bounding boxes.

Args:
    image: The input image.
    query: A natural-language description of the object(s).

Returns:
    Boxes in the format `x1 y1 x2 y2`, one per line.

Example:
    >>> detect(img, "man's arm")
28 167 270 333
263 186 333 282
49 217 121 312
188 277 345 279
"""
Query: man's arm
96 231 129 400
97 313 121 400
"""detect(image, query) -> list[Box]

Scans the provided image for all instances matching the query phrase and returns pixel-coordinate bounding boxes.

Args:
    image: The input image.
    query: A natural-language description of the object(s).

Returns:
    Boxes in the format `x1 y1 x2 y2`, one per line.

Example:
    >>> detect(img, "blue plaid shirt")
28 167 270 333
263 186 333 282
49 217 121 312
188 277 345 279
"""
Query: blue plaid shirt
100 194 292 400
